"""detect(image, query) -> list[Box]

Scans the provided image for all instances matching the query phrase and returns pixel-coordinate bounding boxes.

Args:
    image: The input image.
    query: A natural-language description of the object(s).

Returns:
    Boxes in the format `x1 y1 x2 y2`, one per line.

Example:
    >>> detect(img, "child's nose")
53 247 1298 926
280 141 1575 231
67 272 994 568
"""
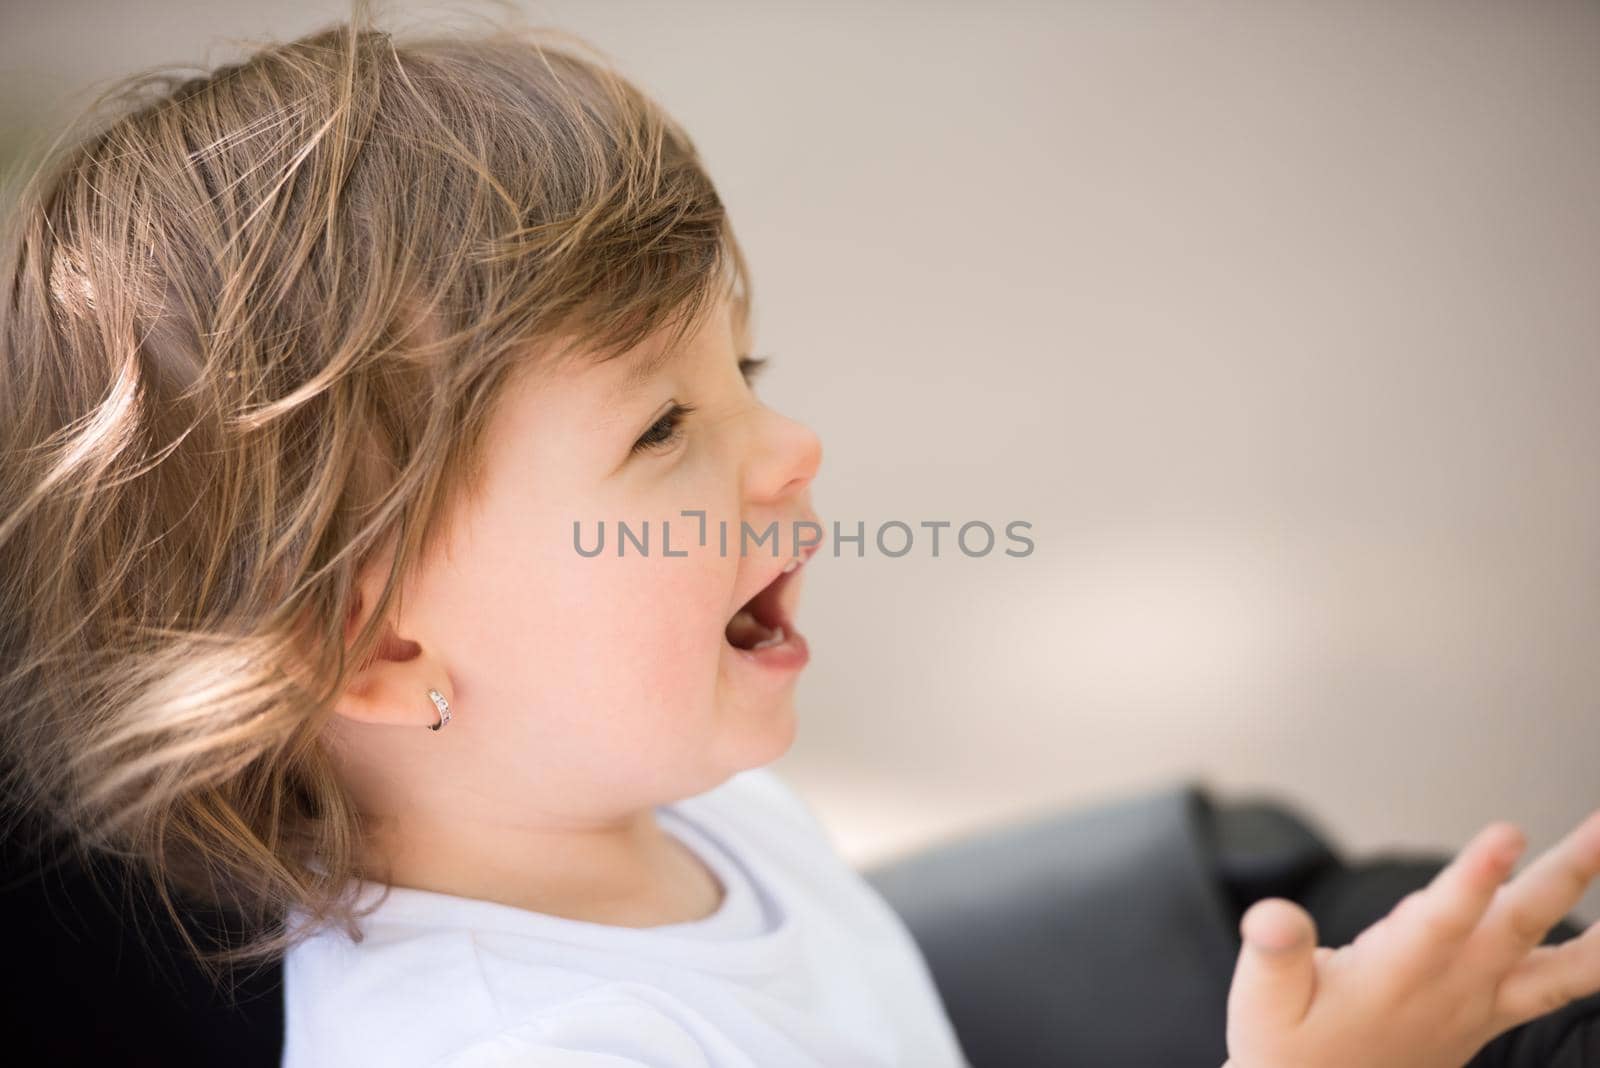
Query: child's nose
744 408 823 503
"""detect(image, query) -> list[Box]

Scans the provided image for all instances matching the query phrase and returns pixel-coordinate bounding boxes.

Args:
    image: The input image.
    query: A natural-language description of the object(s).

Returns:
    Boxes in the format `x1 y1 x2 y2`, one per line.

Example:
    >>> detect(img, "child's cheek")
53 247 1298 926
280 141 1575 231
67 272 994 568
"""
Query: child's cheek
570 542 730 678
626 549 731 680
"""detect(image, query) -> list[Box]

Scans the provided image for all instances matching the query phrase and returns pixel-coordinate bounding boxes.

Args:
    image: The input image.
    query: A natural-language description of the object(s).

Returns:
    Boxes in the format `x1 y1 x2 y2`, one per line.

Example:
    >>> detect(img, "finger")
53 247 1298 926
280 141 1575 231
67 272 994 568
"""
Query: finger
1494 918 1600 1029
1382 822 1525 962
1228 898 1320 1034
1481 809 1600 970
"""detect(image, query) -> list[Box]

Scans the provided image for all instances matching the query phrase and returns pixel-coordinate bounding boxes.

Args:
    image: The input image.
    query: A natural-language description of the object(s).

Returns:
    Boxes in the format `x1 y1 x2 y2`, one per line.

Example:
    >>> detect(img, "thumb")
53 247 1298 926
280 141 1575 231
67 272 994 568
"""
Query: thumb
1228 898 1320 1038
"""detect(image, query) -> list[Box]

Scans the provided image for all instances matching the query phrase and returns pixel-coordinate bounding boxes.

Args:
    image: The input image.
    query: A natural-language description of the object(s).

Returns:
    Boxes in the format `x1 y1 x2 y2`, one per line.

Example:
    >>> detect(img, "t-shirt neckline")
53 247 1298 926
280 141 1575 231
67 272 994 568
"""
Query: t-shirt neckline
327 794 795 974
647 805 766 938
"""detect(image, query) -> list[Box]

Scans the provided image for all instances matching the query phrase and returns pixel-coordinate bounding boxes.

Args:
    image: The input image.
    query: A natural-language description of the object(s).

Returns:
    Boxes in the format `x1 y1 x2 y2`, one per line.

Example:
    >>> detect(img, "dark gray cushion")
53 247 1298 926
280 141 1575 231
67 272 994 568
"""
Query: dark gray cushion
863 781 1598 1068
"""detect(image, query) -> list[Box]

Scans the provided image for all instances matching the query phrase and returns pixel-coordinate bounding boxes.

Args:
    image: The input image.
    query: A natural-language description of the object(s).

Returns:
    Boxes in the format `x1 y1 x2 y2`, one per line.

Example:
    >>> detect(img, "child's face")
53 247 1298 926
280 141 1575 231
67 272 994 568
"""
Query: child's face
379 293 823 816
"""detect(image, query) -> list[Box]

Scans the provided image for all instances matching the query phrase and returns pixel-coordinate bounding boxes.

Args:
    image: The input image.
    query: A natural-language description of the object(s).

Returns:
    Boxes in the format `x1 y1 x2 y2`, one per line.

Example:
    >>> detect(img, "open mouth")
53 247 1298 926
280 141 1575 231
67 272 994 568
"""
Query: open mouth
724 555 805 651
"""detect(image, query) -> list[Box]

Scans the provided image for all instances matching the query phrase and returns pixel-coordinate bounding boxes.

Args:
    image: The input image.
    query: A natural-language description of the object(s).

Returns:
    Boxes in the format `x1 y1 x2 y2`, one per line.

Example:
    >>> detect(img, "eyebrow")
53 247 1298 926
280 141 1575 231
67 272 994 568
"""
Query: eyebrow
610 338 685 400
621 345 675 392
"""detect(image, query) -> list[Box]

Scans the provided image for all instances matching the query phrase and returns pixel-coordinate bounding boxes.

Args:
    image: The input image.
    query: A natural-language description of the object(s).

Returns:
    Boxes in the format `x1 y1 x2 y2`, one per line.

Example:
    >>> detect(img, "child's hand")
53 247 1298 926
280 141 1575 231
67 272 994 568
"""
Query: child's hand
1222 808 1600 1068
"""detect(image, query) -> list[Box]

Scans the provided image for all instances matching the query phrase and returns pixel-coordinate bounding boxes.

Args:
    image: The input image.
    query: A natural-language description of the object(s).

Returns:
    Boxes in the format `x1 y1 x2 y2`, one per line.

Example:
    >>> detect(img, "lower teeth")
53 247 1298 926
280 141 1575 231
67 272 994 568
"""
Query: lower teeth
751 626 786 650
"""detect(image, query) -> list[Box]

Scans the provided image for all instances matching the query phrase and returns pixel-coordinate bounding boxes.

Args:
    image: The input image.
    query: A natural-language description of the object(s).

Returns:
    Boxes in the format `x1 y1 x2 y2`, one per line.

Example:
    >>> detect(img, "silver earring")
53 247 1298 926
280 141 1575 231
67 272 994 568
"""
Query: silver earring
426 687 452 731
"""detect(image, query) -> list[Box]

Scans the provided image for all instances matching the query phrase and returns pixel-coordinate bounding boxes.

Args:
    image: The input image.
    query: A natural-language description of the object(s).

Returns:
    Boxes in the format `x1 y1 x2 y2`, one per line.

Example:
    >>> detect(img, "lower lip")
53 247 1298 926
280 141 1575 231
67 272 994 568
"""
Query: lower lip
726 625 810 674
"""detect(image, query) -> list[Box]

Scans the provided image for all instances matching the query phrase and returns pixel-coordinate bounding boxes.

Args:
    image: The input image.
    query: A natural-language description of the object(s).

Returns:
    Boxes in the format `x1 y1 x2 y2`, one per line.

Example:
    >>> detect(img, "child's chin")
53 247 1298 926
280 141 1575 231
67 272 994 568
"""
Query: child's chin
722 693 799 768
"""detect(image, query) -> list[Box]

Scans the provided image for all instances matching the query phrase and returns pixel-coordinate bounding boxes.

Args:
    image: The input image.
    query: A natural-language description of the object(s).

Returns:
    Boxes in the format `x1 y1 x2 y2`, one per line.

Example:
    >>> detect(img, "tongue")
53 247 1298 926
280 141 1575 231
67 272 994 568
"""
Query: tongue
726 607 784 651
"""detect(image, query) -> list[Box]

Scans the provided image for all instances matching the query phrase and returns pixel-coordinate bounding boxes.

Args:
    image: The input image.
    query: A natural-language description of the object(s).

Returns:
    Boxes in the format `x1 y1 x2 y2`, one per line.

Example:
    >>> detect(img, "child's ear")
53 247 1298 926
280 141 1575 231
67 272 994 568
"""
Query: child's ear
331 553 456 731
332 620 454 730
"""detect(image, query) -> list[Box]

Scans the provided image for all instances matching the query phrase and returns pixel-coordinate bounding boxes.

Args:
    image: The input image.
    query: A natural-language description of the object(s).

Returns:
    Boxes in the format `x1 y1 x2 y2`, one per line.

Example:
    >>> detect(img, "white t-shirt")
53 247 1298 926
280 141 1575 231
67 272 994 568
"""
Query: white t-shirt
280 766 972 1067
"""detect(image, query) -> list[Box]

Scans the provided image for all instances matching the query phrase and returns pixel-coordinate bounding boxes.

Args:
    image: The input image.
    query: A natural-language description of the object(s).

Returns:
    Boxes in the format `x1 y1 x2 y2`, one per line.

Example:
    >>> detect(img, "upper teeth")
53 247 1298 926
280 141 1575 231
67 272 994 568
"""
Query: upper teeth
782 557 801 573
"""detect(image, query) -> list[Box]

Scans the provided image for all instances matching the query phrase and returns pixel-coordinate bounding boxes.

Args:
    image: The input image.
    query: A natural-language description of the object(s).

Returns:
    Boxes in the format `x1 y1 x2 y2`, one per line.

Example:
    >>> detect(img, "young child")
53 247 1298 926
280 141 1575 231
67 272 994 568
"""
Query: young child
2 7 1598 1067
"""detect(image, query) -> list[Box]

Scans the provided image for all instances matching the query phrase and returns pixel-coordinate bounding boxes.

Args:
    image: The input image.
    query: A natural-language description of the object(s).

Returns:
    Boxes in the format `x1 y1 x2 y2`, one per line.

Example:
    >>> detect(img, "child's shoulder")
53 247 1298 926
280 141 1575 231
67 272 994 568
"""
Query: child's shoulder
430 986 725 1068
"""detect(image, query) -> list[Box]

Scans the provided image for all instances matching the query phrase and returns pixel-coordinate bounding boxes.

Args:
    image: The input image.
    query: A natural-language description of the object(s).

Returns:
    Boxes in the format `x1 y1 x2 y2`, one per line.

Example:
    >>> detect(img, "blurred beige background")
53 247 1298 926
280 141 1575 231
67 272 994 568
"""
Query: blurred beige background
4 0 1596 921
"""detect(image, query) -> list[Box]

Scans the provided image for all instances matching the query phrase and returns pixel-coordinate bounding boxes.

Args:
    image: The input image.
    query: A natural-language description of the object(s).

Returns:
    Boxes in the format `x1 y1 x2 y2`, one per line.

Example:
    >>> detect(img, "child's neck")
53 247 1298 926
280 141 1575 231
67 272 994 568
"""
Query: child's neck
361 806 726 928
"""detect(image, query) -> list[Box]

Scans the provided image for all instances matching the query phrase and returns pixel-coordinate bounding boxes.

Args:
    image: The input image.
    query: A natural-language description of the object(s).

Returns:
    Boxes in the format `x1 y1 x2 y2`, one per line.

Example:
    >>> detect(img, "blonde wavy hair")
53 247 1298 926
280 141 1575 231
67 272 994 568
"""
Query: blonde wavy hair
0 1 751 986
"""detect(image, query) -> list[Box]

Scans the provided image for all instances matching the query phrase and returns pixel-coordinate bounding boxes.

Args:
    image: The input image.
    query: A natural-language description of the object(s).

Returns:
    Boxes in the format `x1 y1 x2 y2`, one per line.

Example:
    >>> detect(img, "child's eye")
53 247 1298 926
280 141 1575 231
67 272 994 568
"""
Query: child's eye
631 402 697 455
738 354 770 386
629 356 769 456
